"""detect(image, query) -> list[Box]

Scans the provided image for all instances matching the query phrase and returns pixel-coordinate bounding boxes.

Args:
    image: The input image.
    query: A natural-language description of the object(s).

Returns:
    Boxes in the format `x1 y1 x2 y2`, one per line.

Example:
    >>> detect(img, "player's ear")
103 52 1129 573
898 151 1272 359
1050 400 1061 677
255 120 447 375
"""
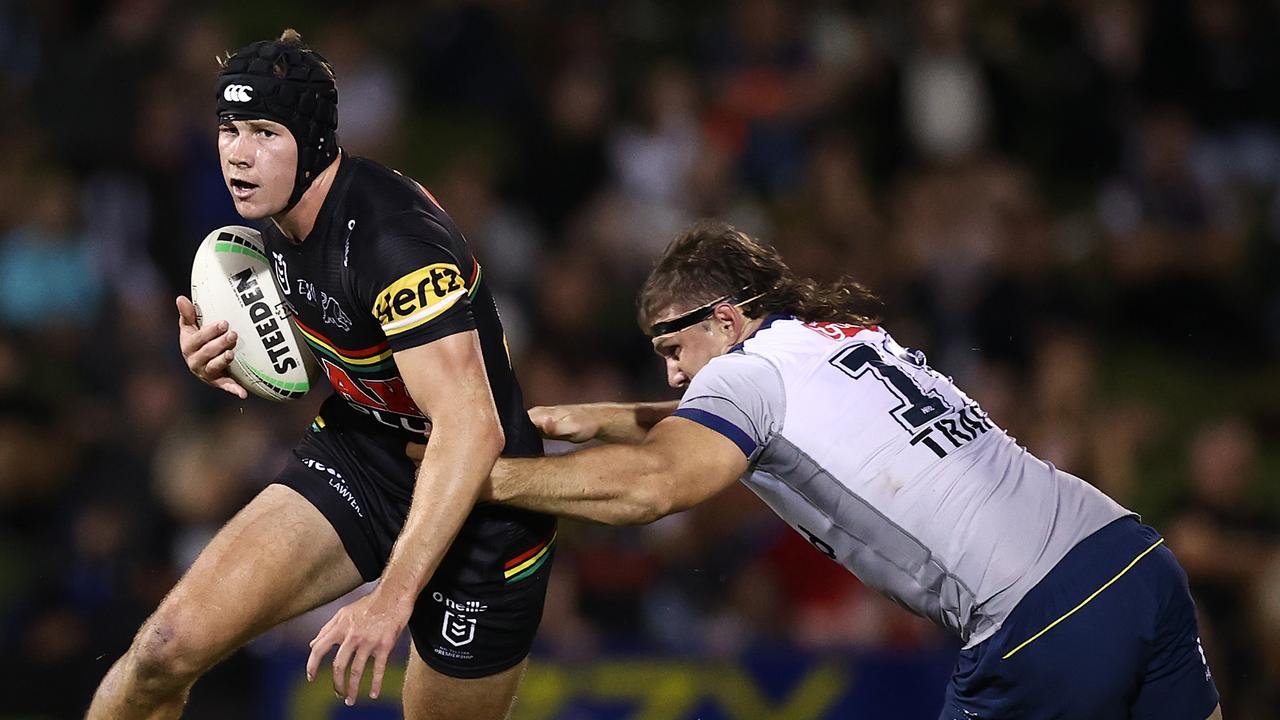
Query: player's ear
711 302 737 332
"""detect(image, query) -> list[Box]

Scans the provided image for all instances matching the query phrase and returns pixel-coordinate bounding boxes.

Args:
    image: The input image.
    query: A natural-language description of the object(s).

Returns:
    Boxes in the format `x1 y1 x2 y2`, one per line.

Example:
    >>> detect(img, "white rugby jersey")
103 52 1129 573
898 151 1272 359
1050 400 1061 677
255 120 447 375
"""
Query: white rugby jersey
673 315 1131 647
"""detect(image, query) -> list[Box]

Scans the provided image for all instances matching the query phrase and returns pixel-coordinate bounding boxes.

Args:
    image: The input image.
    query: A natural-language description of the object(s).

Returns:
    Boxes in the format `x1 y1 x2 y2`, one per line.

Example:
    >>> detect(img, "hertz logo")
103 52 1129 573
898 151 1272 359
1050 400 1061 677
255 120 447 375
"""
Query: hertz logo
373 263 466 336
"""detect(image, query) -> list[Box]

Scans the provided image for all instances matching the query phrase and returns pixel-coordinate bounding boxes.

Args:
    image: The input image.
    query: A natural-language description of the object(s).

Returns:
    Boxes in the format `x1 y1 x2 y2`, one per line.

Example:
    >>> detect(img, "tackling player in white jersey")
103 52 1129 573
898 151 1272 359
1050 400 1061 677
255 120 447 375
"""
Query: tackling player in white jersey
463 220 1223 719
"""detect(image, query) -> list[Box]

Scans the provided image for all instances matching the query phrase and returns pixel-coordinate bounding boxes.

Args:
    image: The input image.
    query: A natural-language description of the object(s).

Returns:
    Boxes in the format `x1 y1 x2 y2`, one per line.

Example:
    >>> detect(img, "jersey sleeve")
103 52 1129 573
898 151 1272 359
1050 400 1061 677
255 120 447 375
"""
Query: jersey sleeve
353 211 478 351
673 352 785 458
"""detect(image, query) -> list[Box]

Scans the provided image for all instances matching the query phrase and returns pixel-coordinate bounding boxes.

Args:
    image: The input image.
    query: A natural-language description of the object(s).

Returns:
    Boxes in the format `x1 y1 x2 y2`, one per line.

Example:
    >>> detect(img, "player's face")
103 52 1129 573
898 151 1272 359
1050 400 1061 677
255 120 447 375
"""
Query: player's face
218 118 297 219
651 318 733 389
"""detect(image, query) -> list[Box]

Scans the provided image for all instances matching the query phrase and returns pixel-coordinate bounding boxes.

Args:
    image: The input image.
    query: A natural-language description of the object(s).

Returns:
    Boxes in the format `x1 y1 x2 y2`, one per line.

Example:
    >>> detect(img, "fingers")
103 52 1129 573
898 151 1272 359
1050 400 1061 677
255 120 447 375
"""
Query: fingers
176 296 198 328
527 407 559 437
331 630 359 698
212 376 249 400
345 646 373 706
180 317 235 358
305 631 338 684
369 652 389 700
206 346 236 377
182 324 239 380
177 299 246 397
405 442 426 464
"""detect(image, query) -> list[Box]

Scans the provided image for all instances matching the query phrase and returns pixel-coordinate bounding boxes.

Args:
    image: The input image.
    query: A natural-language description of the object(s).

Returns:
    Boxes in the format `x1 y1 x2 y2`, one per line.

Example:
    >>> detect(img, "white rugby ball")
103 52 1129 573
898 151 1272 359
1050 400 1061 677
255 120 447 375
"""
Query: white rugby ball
190 225 318 401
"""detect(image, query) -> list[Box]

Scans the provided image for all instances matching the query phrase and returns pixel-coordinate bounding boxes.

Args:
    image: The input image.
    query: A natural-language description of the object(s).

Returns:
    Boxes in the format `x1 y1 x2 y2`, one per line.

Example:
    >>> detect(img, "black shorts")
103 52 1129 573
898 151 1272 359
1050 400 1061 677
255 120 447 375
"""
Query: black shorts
273 420 557 679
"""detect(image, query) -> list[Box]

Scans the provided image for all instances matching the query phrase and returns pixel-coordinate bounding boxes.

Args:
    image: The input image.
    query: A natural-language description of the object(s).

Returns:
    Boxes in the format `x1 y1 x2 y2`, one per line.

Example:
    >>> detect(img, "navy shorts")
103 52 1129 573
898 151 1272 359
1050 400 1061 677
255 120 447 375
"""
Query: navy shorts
941 517 1219 720
274 420 557 679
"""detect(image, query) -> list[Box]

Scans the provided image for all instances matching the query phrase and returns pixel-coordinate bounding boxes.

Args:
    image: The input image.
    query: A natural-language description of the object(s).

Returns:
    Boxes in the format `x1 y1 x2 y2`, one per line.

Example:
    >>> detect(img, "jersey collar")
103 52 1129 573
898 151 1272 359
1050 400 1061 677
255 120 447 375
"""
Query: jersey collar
729 313 792 354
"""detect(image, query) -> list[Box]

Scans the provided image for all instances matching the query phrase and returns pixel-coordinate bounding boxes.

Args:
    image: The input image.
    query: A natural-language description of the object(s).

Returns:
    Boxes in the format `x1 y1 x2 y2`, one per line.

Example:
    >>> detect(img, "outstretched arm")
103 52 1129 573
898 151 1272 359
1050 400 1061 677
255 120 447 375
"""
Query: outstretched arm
529 401 678 444
488 415 749 525
404 400 678 462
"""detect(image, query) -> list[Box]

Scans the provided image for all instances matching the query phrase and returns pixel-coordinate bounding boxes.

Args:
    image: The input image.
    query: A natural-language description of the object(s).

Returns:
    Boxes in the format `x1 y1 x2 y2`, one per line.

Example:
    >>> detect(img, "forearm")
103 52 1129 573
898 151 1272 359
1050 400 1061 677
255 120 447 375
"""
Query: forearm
380 422 501 598
587 401 679 443
490 444 671 525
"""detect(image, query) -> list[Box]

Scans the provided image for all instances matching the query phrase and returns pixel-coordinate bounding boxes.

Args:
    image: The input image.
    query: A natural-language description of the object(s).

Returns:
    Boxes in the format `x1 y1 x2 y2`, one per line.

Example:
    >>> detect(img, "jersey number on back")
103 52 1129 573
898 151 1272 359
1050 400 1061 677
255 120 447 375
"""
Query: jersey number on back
830 345 948 430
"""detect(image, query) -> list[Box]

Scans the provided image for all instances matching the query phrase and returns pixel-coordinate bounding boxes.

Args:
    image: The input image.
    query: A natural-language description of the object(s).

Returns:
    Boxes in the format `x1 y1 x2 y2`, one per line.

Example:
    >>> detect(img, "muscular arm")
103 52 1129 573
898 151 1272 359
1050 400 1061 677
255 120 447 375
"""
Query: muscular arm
489 415 748 525
381 330 503 600
308 328 502 702
530 400 678 444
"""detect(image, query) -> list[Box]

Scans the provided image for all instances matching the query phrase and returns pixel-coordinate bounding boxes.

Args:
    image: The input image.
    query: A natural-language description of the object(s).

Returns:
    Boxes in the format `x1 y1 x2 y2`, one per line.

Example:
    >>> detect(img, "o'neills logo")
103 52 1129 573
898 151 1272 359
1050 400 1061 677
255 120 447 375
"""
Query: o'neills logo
230 265 299 375
371 263 466 336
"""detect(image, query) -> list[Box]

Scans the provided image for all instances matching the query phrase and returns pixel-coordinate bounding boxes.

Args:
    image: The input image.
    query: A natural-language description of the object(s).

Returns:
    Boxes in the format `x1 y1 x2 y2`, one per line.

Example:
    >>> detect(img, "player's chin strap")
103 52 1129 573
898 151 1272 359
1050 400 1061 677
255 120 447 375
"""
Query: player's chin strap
648 287 770 338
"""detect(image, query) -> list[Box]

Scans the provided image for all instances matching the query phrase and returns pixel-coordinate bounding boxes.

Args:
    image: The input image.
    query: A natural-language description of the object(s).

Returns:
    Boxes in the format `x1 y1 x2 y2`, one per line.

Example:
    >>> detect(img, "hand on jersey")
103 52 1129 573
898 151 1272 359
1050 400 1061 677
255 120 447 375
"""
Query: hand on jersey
404 405 599 466
527 405 599 443
176 296 248 399
306 584 413 706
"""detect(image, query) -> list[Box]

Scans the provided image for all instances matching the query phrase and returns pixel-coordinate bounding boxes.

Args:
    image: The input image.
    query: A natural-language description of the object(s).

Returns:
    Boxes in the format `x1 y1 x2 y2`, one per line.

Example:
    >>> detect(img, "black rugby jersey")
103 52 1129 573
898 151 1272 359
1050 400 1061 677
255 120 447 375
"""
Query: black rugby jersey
262 154 540 456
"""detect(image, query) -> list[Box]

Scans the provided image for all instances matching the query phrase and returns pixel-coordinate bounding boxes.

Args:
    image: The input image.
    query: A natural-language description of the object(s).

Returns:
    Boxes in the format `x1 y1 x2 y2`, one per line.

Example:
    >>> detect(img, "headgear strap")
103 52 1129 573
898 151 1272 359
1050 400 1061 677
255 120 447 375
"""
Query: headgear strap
216 32 339 211
648 287 767 337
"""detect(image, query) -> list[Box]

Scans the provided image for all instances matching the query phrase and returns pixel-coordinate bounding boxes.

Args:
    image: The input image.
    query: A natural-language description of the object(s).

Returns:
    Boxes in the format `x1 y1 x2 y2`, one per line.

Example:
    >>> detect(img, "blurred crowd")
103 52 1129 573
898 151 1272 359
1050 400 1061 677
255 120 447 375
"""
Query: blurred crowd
1 0 1279 717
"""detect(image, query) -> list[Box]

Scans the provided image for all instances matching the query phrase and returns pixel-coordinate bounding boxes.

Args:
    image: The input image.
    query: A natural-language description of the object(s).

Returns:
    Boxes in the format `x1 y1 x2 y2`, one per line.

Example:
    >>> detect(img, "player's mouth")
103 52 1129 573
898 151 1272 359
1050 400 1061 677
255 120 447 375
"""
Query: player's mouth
229 179 259 199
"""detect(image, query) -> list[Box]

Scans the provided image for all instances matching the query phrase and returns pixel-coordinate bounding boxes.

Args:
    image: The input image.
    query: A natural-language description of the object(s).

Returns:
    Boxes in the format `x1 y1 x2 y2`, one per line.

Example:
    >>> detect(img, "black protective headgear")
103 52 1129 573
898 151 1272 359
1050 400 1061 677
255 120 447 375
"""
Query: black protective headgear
215 31 339 211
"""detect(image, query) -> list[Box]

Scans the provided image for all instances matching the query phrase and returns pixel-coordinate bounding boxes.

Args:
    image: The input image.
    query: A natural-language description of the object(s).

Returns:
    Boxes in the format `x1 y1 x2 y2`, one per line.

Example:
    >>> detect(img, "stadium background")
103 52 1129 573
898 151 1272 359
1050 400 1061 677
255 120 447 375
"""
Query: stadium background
1 0 1278 717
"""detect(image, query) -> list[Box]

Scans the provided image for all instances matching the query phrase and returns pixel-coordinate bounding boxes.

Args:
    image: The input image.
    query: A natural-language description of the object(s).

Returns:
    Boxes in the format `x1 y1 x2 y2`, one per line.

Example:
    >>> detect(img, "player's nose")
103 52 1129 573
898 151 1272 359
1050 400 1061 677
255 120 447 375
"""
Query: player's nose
665 361 686 388
225 136 251 167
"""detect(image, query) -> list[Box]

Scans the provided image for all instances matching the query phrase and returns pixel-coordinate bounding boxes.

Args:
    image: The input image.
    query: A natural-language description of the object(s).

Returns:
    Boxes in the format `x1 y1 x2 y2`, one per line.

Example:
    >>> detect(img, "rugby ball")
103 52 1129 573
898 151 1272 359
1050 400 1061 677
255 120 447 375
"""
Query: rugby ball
190 225 318 401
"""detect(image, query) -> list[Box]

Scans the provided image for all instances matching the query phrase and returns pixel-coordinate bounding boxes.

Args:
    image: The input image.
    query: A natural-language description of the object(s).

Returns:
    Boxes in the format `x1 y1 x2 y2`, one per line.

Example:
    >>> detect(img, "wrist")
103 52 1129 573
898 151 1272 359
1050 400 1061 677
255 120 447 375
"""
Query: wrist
488 460 514 503
374 570 424 609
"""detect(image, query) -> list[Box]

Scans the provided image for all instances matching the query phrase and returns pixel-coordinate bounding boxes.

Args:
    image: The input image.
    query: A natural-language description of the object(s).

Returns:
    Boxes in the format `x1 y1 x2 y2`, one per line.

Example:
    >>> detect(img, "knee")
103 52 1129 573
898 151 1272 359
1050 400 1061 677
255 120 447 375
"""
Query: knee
127 609 218 691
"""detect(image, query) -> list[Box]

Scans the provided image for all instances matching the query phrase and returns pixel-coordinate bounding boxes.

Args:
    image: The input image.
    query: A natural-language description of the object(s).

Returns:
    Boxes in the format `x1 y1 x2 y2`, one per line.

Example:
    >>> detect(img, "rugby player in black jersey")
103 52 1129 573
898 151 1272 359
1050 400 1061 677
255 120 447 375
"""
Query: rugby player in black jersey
87 30 555 719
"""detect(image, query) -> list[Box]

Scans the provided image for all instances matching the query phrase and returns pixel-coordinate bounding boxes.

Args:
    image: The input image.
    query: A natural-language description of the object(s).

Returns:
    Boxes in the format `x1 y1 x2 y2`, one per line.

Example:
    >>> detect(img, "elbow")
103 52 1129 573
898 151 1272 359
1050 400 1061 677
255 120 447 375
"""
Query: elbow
600 490 669 526
436 412 505 458
474 408 505 457
487 419 506 457
625 488 676 525
609 460 678 526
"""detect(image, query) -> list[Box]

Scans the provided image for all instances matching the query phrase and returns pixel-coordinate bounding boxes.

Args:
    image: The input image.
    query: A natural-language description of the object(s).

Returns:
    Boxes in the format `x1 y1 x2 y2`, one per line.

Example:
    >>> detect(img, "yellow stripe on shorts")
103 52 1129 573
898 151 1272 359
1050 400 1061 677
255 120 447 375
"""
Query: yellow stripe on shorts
1002 537 1165 660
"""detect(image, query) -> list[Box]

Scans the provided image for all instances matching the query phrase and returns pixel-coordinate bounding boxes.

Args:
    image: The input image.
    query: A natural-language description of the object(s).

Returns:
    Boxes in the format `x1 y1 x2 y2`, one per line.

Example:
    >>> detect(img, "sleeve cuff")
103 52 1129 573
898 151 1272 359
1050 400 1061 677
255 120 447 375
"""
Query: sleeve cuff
672 407 756 457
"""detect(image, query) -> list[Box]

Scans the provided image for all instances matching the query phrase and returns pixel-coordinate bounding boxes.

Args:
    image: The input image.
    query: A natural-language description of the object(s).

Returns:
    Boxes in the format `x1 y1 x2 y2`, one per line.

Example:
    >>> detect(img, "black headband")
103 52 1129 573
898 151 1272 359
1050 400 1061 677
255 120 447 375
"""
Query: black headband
648 287 761 337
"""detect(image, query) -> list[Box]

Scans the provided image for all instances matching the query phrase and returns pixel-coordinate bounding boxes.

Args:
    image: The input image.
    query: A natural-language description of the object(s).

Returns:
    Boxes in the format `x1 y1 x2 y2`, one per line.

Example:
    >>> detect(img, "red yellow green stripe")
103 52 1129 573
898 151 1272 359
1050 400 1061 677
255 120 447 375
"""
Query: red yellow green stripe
504 530 556 583
294 318 394 368
468 262 482 298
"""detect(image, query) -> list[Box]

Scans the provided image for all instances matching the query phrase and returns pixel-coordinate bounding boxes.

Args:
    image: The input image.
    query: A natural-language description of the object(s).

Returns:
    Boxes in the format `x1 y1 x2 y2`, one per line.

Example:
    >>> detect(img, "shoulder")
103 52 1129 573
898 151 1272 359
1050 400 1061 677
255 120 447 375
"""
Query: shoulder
343 157 452 233
342 159 465 262
678 352 786 454
688 351 785 407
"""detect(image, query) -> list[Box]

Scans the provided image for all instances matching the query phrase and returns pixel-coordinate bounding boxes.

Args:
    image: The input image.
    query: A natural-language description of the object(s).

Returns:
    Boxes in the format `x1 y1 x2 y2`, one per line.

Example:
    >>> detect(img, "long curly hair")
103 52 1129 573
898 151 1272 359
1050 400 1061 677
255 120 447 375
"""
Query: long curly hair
638 220 881 332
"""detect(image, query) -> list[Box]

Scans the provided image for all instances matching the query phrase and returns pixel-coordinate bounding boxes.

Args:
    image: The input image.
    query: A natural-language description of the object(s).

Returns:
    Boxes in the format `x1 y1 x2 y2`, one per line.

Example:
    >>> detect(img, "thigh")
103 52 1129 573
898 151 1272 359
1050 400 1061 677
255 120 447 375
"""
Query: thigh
403 643 527 720
143 483 363 660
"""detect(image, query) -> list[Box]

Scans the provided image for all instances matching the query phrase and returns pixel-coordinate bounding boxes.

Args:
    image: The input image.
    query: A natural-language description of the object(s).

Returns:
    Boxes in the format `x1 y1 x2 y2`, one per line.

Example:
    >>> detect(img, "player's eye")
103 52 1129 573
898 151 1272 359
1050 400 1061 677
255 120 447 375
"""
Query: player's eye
219 125 237 136
257 128 276 138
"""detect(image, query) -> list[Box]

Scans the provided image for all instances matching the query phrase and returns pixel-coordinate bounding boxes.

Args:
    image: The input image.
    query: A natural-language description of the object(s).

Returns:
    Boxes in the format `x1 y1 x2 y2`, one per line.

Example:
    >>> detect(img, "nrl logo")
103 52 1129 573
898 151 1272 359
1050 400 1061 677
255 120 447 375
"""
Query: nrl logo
441 610 476 647
272 251 290 295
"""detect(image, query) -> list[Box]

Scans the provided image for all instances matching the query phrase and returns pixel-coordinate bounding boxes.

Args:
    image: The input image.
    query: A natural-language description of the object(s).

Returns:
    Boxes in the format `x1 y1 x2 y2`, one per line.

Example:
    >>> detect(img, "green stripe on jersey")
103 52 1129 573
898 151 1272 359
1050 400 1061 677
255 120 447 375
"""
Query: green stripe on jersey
300 337 397 373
